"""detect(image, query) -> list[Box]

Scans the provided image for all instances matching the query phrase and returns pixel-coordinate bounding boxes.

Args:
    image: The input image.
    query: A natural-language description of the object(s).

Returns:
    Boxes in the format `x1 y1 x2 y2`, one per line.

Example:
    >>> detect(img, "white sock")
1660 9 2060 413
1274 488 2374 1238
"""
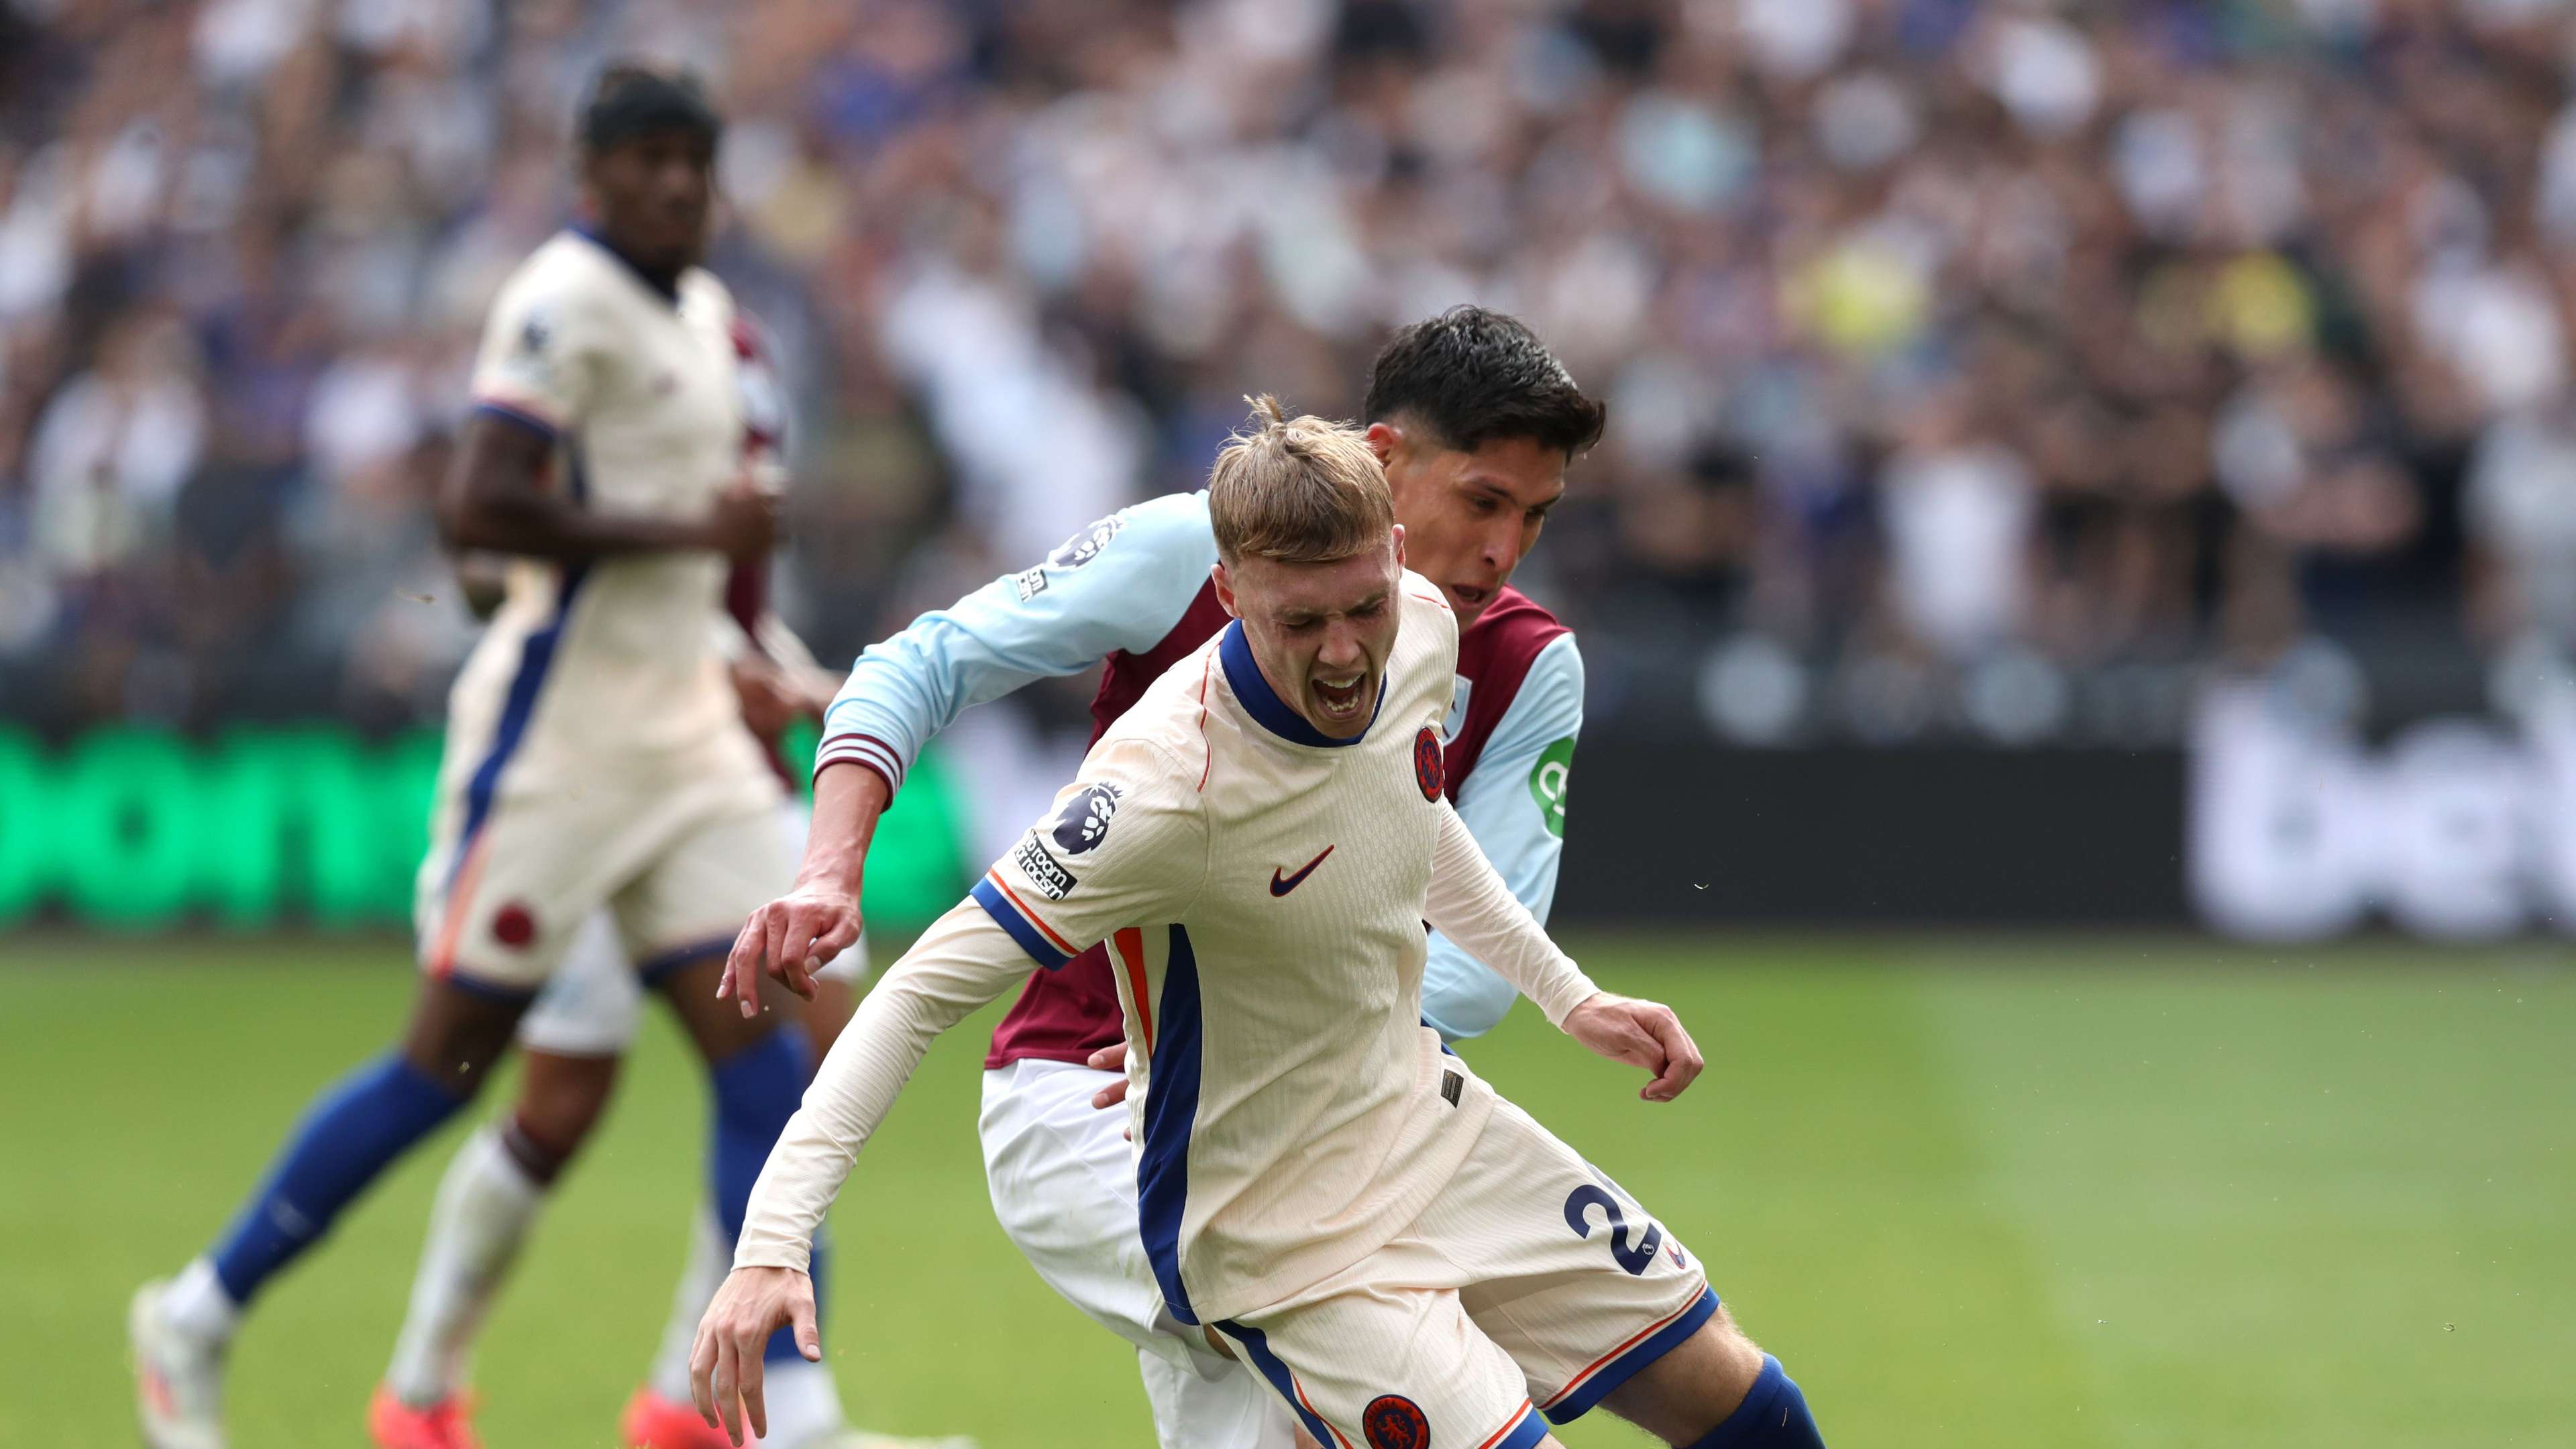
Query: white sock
159 1256 240 1346
382 1125 545 1407
646 1203 733 1405
758 1357 846 1449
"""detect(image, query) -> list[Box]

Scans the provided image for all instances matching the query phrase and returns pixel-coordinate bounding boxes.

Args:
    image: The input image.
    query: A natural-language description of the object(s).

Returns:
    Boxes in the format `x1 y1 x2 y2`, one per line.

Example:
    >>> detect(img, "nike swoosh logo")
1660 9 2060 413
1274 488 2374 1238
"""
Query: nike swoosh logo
1269 845 1335 897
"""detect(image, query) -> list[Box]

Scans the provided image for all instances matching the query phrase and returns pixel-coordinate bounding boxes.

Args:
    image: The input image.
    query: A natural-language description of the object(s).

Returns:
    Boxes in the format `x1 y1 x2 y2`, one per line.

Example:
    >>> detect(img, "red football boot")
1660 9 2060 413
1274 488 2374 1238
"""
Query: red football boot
368 1385 482 1449
623 1386 754 1449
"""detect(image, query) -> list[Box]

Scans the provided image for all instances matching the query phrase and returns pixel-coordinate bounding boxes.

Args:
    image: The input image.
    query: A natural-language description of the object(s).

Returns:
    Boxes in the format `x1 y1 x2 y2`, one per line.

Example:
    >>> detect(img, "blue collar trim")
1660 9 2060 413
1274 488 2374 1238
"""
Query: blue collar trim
571 225 680 305
1218 619 1381 749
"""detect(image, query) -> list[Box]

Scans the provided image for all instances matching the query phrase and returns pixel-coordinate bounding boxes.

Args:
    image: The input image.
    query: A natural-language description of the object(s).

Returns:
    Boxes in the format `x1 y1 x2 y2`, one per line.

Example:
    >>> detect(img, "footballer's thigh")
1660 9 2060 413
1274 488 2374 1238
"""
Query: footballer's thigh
610 786 797 989
1441 1096 1751 1436
980 1059 1297 1449
1210 1271 1554 1449
978 1059 1174 1350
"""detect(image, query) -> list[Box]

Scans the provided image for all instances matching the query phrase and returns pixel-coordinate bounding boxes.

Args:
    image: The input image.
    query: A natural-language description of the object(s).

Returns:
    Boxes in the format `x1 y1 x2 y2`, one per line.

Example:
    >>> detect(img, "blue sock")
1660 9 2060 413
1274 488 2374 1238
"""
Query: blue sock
209 1054 467 1305
706 1028 817 1364
1687 1355 1824 1448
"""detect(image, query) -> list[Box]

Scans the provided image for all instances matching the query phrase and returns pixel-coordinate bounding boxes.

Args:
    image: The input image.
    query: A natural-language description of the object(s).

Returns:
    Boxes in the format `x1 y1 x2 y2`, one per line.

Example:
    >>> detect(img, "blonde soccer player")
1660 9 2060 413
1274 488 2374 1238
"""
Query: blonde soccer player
700 404 1828 1448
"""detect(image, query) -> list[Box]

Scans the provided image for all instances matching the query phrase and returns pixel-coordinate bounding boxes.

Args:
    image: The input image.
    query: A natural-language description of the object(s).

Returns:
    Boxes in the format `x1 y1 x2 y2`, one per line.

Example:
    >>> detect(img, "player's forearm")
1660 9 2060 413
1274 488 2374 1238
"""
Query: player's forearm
797 761 890 898
815 619 1038 796
733 902 1036 1270
439 488 716 560
435 413 714 559
1422 802 1599 1027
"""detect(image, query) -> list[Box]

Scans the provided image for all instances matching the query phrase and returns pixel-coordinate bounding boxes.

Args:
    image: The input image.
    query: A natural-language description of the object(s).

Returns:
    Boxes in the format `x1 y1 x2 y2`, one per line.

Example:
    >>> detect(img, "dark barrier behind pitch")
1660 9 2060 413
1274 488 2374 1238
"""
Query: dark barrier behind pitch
1552 745 2192 926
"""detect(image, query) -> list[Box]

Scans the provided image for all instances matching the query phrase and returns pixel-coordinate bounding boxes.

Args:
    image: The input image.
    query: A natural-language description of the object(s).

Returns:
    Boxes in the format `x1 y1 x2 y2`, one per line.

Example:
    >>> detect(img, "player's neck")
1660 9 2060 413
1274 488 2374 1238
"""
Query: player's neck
572 223 683 303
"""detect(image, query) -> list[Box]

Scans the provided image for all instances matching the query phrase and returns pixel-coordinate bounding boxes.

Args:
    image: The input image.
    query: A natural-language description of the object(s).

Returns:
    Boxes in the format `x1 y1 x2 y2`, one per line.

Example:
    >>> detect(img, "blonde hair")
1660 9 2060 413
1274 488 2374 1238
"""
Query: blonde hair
1207 395 1395 564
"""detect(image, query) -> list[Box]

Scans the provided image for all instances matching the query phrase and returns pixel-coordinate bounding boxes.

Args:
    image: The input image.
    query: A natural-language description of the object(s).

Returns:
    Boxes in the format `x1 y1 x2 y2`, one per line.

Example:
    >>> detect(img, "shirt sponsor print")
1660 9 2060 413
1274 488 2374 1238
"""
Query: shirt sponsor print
1528 736 1574 838
1012 835 1079 901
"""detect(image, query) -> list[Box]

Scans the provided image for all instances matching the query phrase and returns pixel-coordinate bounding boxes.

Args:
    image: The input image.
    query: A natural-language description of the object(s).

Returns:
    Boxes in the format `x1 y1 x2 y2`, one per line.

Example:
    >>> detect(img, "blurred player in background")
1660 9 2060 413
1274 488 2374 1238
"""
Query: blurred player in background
702 405 1823 1449
718 307 1602 1446
126 64 852 1449
366 317 959 1449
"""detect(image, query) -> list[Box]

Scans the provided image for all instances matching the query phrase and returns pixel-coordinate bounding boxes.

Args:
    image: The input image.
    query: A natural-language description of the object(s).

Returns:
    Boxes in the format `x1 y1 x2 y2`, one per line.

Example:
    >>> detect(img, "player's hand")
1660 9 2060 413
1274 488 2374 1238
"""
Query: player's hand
729 655 804 738
1563 992 1703 1103
704 477 780 561
1086 1040 1130 1110
689 1265 819 1447
722 885 863 1018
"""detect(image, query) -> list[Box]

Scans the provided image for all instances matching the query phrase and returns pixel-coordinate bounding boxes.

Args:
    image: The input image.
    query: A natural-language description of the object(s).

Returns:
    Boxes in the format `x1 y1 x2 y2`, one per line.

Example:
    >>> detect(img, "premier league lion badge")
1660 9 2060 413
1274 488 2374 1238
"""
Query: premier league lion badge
1049 515 1126 570
1050 783 1122 855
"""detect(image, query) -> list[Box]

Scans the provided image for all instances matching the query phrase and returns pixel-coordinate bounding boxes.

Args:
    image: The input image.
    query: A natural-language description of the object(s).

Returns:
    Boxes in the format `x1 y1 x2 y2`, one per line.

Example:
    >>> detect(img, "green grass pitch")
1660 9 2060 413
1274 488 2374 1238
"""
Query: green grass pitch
5 933 2570 1447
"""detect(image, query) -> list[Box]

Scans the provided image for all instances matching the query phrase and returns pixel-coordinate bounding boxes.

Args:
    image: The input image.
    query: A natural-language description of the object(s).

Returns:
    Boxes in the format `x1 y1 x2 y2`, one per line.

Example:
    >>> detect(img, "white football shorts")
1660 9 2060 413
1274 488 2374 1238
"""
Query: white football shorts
1208 1093 1715 1449
515 801 866 1055
979 1058 1301 1449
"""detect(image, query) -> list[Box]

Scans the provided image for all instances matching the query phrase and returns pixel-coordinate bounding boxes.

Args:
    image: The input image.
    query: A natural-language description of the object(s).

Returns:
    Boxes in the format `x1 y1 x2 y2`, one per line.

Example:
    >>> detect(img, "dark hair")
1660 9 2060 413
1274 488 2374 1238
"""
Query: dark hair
580 63 721 154
1362 306 1607 458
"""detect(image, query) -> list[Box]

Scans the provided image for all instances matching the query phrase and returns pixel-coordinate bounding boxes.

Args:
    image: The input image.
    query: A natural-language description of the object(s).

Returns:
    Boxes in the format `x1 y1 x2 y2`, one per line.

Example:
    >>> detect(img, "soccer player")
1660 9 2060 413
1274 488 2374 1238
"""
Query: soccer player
364 311 954 1449
700 405 1828 1449
127 65 831 1449
731 306 1601 1445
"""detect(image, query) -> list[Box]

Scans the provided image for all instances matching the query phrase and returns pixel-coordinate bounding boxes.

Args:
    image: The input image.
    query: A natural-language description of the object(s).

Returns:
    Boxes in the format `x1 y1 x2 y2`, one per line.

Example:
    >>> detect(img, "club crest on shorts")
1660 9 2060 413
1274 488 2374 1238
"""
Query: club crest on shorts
491 901 537 949
1413 726 1444 801
1362 1394 1431 1449
1050 782 1122 855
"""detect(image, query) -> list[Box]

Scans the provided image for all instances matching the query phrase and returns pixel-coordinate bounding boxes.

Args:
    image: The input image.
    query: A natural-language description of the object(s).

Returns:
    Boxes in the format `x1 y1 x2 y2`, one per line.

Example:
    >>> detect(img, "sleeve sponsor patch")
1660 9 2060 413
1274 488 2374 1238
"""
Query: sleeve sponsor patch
1048 514 1126 570
1011 835 1079 900
1529 736 1574 838
1049 782 1122 854
1012 566 1048 602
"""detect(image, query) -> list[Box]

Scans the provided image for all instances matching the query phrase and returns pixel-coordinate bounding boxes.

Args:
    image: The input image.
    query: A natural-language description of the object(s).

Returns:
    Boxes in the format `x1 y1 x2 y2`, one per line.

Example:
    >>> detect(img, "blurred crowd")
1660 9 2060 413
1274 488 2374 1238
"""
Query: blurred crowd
7 0 2576 745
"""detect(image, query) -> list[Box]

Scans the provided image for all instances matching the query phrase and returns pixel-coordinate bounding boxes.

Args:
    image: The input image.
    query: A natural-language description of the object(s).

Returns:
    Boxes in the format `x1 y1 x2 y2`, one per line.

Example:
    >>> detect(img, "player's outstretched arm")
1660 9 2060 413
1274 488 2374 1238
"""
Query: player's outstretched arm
720 760 887 1014
1421 798 1705 1102
696 900 1038 1444
728 899 1038 1281
811 494 1216 811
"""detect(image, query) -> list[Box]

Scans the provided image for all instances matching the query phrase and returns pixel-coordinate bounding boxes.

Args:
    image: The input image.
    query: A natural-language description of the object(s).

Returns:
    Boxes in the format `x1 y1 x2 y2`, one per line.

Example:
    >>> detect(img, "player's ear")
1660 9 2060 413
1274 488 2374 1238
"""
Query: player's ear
1364 421 1399 468
1211 560 1240 619
1389 523 1405 572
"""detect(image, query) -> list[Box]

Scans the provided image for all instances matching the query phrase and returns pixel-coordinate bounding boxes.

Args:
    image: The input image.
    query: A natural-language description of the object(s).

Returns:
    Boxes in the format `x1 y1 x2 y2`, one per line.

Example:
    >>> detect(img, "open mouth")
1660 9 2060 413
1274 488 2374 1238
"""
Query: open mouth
1448 583 1492 611
1311 674 1368 724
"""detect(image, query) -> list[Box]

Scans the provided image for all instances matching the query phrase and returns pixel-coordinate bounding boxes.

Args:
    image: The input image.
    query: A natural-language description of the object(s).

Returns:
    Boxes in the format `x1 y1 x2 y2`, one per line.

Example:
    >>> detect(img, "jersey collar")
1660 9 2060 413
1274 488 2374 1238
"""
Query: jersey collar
570 225 682 305
1218 619 1382 749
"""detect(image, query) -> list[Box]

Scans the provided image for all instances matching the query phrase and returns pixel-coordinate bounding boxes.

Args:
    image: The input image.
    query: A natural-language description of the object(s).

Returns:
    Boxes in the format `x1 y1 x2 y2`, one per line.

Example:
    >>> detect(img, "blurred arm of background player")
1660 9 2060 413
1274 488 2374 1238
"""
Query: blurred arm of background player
437 409 778 562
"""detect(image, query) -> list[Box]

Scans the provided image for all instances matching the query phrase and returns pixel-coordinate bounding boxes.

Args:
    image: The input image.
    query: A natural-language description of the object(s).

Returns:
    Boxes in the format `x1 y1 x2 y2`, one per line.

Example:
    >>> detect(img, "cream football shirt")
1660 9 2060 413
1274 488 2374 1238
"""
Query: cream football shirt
445 229 766 791
737 572 1599 1324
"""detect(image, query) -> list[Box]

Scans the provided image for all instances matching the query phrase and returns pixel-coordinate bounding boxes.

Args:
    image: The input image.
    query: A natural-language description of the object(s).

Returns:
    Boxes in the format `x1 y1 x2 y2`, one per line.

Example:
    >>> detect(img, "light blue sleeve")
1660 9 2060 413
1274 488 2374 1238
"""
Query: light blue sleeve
814 492 1218 793
1420 632 1584 1041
